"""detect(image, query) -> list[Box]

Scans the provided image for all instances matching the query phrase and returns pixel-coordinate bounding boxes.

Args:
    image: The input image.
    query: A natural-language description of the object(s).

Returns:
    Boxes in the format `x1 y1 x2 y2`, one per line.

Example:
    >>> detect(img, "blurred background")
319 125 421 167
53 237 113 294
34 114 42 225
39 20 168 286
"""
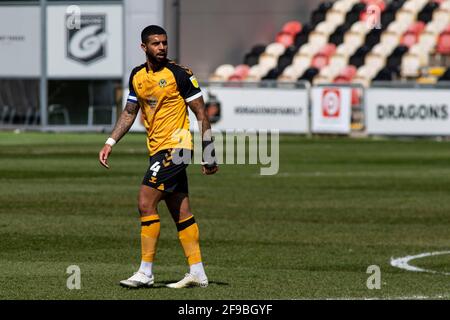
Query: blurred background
1 0 450 136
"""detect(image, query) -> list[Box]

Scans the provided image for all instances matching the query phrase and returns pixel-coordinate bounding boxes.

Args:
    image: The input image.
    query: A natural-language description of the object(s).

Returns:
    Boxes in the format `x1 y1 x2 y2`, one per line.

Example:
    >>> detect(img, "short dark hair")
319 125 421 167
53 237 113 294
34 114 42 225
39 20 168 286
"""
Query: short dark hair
141 25 167 43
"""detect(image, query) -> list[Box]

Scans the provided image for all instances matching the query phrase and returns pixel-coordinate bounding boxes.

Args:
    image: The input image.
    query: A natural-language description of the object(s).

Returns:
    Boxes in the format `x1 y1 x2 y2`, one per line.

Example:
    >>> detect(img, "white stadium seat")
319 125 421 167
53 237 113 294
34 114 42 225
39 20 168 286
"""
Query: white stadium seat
387 21 410 36
258 53 278 70
326 9 346 26
372 42 395 58
431 10 450 32
344 31 365 50
319 64 342 79
293 54 312 68
350 21 371 36
313 74 334 85
214 64 235 79
245 64 267 81
298 42 322 57
264 42 286 58
418 32 438 53
336 43 358 57
380 31 401 49
396 9 416 26
401 53 421 77
332 0 354 14
357 64 379 79
308 31 330 48
315 21 337 36
365 53 386 71
409 44 430 66
329 54 349 69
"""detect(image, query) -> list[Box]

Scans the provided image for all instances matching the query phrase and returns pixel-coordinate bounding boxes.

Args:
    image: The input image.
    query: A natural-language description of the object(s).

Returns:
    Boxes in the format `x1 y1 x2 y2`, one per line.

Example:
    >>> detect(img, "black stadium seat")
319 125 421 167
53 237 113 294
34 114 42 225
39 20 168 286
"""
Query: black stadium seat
249 44 266 56
277 54 294 70
418 2 439 24
263 67 284 80
243 44 266 66
311 1 333 27
264 48 296 80
298 67 319 82
386 45 409 69
244 53 259 67
346 2 366 26
438 68 450 82
329 23 352 46
278 46 297 64
380 0 406 29
364 28 383 49
330 2 366 47
349 45 371 68
294 23 313 48
373 66 399 81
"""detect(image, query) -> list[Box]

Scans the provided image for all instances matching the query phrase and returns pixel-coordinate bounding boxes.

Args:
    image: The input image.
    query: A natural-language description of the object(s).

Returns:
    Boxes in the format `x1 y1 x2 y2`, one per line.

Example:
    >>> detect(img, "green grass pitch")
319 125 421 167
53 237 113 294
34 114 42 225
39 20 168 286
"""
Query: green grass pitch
0 132 449 299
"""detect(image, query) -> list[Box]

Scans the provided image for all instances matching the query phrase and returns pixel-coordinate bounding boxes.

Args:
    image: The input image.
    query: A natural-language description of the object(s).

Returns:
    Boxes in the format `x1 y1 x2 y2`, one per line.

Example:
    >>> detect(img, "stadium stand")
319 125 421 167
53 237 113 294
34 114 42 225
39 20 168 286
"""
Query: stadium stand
209 0 450 86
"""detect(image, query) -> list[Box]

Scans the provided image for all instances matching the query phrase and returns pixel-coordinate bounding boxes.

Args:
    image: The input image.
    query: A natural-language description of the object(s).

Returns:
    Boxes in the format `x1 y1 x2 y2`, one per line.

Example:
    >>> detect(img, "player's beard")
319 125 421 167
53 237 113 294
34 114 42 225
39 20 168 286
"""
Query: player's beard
147 51 167 66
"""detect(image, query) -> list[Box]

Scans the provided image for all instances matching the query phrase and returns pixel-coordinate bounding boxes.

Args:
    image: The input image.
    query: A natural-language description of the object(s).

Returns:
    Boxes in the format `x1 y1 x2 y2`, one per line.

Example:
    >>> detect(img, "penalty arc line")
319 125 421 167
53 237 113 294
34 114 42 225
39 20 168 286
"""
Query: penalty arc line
390 251 450 276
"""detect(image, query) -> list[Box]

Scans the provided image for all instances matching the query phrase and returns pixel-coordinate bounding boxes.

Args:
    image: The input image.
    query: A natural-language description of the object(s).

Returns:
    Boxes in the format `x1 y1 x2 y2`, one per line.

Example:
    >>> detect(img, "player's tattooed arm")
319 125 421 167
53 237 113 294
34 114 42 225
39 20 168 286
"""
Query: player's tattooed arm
99 102 139 169
188 96 218 175
110 102 139 142
187 96 212 141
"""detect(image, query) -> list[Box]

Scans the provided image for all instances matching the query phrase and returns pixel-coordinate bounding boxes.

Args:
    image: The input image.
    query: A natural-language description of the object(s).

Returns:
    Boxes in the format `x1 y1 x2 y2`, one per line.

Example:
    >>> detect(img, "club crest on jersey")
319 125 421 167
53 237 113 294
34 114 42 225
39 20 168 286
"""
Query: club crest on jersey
148 96 158 108
189 76 199 89
159 79 167 88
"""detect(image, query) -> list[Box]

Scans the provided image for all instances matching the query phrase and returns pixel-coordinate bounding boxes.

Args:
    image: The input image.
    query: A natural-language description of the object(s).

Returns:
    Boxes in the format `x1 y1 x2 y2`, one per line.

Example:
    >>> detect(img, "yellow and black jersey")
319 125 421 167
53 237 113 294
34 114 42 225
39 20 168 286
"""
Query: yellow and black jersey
127 60 202 156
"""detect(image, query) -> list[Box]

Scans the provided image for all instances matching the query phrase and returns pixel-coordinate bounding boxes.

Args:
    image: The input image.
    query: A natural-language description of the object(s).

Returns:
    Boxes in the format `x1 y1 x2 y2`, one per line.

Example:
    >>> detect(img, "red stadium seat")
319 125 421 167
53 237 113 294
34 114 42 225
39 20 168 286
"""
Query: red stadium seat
333 75 351 83
233 64 250 78
339 65 357 80
318 43 336 57
228 74 244 82
407 21 425 35
281 21 302 36
311 54 329 69
362 0 386 10
401 32 419 47
436 32 450 54
275 32 294 47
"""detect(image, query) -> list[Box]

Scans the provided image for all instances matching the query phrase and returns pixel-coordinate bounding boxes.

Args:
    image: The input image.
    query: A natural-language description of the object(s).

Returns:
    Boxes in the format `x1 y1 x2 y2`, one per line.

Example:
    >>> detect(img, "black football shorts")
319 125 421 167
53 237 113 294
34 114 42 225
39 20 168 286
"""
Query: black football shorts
142 148 190 194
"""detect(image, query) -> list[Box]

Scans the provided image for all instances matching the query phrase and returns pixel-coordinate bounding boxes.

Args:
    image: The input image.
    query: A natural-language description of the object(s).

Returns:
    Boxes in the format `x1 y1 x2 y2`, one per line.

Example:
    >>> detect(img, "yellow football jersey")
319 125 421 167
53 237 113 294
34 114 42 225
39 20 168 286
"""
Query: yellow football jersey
127 60 202 155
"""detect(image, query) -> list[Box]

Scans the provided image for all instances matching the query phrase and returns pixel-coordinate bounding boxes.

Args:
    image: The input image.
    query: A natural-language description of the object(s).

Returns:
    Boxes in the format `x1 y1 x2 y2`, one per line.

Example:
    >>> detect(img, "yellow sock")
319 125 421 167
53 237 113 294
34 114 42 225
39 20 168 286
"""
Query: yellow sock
176 215 202 265
141 214 160 262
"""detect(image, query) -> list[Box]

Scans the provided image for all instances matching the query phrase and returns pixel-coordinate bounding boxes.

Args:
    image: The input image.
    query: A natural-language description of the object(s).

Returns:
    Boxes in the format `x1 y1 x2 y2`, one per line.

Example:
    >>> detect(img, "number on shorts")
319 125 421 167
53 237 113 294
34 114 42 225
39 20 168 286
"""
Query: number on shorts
150 161 161 177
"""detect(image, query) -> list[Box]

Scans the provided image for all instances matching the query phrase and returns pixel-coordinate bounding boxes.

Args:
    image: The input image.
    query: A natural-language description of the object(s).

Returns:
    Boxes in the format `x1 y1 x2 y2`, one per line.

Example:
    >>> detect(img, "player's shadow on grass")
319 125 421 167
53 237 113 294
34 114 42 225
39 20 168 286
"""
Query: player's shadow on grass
151 280 229 288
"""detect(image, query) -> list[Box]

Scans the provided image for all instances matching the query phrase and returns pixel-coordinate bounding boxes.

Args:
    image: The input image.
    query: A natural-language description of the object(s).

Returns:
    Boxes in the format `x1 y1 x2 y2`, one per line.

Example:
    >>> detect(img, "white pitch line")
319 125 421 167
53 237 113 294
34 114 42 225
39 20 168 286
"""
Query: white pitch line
390 251 450 276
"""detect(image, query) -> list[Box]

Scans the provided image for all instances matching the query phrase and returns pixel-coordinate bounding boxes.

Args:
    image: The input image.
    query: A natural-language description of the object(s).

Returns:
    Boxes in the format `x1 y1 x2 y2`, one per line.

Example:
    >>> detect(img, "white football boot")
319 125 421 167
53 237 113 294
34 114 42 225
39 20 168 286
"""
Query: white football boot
166 273 208 289
119 272 154 288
